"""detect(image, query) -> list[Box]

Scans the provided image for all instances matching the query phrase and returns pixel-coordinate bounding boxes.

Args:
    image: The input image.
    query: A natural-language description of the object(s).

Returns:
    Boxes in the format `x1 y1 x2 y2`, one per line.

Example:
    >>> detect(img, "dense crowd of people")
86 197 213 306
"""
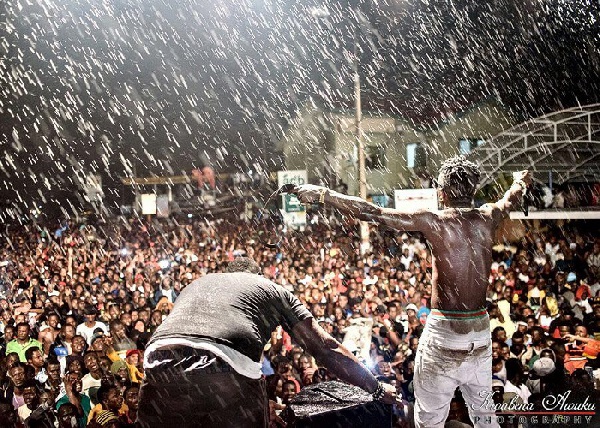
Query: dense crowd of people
0 213 598 427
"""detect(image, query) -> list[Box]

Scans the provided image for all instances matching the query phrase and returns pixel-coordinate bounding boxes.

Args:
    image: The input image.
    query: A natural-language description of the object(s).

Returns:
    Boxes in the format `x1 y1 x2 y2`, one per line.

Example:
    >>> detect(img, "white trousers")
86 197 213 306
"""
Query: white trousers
413 312 500 428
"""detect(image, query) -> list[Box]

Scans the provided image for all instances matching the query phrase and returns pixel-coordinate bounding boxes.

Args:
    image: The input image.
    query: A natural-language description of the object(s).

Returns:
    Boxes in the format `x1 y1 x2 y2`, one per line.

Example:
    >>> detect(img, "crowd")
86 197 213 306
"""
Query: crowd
0 213 598 427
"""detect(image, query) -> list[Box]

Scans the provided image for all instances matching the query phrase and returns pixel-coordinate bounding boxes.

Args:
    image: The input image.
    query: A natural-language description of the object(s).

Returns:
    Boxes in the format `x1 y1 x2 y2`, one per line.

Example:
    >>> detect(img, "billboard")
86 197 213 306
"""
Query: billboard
140 194 157 215
277 170 307 228
394 188 438 211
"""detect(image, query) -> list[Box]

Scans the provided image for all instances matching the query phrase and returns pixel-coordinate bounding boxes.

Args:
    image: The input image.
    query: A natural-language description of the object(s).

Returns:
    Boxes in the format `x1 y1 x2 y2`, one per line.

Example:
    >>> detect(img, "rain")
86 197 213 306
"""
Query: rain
0 0 597 216
0 0 599 427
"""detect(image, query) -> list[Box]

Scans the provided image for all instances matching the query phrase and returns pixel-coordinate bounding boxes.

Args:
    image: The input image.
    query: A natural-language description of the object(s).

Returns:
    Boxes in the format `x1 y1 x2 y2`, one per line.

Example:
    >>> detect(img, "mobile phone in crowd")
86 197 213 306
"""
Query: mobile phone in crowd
53 346 68 357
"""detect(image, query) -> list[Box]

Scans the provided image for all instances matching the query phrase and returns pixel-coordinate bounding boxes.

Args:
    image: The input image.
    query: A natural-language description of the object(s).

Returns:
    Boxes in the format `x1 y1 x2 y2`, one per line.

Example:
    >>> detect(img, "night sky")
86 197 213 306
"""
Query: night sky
0 0 598 218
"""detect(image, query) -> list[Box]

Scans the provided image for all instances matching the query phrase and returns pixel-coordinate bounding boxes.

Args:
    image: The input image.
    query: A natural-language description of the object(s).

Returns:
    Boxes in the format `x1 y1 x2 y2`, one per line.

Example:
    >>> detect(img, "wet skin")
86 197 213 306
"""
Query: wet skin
295 170 531 329
424 208 498 314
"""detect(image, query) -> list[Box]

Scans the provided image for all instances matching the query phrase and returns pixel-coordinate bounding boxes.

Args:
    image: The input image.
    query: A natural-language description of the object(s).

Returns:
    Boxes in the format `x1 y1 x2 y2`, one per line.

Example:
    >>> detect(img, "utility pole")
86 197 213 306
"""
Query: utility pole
312 6 370 254
354 32 369 255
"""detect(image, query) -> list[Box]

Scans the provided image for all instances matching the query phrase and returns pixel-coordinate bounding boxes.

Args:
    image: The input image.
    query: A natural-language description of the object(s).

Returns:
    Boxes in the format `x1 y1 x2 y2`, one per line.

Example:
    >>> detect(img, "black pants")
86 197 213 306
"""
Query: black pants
137 348 268 428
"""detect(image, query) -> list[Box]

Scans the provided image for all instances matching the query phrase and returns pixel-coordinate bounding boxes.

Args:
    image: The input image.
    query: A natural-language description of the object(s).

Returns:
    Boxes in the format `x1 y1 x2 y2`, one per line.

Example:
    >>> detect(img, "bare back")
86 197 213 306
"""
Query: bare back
421 207 500 312
295 173 529 314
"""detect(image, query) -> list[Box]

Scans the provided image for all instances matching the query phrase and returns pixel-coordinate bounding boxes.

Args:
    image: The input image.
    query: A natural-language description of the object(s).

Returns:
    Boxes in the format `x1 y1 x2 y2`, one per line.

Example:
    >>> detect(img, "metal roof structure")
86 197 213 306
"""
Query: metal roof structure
471 104 600 187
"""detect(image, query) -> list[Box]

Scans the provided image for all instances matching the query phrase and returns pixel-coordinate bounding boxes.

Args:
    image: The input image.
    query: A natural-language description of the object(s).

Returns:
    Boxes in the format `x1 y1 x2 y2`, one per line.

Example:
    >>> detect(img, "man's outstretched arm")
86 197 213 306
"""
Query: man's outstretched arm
294 185 433 231
291 318 400 404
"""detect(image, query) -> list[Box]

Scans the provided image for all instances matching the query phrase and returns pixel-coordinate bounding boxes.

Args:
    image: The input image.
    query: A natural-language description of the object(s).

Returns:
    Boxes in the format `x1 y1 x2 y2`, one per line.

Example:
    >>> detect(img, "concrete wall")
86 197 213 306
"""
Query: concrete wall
330 114 427 195
426 100 516 175
280 104 330 184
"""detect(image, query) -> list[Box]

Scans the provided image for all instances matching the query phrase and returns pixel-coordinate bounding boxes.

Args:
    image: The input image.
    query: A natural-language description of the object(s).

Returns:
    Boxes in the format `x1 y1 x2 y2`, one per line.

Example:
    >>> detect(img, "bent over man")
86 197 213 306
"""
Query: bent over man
295 156 531 428
138 257 399 428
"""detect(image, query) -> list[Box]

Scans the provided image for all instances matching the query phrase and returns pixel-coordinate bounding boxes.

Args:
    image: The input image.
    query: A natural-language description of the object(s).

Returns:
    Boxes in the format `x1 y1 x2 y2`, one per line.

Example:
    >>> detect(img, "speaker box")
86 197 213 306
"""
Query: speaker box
285 381 392 428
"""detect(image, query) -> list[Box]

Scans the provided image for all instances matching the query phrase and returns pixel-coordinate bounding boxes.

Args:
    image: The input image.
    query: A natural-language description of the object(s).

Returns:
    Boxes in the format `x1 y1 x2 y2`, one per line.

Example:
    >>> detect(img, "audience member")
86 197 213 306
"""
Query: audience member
0 213 597 426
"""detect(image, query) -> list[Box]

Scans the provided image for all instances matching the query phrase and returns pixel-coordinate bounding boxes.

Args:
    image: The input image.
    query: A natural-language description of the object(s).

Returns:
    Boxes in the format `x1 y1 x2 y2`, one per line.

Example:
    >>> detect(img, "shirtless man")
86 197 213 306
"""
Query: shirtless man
295 156 531 428
38 313 61 355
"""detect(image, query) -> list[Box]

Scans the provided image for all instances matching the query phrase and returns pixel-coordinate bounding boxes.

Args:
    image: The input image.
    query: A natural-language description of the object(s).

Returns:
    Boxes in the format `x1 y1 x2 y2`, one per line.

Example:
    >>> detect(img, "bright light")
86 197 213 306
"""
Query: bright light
120 248 129 256
187 213 193 218
363 357 376 370
158 260 170 270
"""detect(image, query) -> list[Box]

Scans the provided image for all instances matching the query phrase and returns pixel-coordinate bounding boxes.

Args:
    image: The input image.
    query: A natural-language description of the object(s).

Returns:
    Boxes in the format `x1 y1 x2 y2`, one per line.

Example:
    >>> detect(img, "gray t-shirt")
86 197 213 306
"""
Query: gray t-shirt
149 272 312 362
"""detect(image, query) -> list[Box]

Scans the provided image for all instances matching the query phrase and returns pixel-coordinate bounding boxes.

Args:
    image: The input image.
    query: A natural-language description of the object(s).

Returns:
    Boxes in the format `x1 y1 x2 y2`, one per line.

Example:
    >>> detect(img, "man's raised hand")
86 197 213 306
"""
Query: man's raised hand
294 184 328 205
513 170 533 188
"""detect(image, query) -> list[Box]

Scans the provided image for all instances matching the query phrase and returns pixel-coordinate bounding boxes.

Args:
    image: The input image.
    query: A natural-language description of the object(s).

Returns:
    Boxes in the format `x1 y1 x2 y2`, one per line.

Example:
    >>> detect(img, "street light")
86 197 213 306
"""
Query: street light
311 6 370 253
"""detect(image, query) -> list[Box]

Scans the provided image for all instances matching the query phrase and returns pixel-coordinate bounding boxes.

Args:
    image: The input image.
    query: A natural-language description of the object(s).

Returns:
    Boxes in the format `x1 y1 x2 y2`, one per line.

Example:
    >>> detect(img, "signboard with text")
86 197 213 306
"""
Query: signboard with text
277 170 307 228
283 193 304 212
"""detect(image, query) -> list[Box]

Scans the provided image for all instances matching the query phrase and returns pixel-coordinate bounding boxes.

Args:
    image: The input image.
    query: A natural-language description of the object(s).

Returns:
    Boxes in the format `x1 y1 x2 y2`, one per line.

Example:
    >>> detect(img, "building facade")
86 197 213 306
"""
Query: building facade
279 98 516 200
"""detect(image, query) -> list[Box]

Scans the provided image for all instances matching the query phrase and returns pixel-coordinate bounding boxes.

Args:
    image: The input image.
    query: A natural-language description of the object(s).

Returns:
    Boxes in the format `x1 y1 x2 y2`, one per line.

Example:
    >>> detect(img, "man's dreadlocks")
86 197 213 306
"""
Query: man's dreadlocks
436 155 481 205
